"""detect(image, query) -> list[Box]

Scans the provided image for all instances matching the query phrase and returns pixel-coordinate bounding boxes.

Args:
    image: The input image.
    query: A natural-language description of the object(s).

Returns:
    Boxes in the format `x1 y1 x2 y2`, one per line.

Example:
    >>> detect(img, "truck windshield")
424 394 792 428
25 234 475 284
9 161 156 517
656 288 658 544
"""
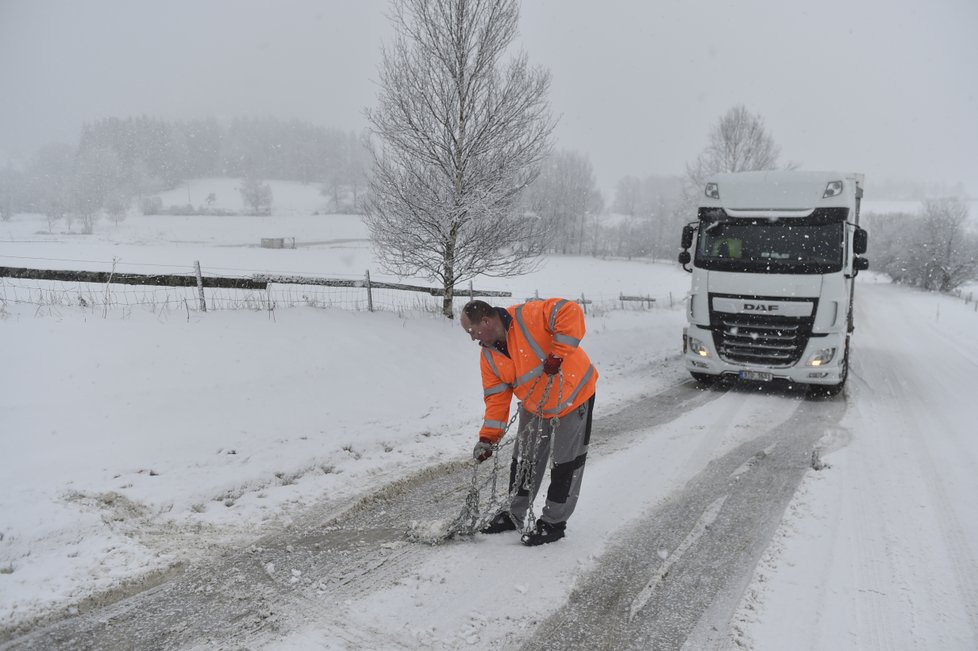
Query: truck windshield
695 218 844 274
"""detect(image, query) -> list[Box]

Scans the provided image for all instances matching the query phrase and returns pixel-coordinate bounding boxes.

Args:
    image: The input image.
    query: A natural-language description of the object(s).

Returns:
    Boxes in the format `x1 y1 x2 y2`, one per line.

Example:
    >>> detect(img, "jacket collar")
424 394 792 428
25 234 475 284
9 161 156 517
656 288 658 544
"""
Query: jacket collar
491 307 512 357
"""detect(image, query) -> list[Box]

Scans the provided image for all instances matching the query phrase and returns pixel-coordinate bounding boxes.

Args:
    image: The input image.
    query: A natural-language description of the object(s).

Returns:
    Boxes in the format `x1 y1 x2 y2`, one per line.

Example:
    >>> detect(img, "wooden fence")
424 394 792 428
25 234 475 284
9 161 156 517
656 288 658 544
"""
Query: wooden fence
0 264 510 313
0 262 673 314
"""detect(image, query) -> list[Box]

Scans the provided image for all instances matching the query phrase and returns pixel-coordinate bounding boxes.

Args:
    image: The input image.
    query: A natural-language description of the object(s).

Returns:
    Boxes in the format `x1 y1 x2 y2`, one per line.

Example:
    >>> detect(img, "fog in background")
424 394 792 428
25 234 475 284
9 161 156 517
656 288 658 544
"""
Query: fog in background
1 0 976 197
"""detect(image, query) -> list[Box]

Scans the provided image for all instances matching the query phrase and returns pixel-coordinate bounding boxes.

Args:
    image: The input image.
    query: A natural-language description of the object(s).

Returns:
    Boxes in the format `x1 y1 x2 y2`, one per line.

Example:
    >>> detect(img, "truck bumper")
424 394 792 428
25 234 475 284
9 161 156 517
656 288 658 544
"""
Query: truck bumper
683 325 847 385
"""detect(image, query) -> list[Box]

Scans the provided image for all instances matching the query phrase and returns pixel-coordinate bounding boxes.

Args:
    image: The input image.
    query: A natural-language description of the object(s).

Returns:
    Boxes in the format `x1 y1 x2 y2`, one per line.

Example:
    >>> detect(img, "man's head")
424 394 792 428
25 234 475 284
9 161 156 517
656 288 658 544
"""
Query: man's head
460 300 505 347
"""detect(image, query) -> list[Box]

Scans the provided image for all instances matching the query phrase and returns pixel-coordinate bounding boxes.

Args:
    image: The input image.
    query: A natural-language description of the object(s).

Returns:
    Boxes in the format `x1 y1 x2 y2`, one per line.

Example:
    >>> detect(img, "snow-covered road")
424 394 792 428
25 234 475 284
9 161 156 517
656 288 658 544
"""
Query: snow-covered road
728 283 978 650
263 282 978 650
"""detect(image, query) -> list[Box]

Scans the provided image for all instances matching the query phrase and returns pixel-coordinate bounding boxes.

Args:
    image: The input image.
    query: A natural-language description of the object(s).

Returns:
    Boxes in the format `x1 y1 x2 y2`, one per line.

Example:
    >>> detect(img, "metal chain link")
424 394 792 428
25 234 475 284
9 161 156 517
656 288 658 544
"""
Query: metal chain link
445 367 566 538
519 371 563 531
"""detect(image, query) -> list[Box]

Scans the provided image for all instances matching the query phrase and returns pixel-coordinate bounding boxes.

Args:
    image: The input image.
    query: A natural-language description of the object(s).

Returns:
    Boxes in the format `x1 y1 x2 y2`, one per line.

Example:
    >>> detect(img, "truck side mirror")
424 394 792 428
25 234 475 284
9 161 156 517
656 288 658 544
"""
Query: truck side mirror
678 251 691 265
853 227 868 255
853 256 869 271
681 224 696 250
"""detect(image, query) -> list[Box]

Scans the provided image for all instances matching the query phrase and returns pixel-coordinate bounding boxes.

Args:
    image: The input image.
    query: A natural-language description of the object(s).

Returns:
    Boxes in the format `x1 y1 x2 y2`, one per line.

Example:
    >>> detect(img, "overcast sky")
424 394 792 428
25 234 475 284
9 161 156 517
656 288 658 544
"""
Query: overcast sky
1 0 976 197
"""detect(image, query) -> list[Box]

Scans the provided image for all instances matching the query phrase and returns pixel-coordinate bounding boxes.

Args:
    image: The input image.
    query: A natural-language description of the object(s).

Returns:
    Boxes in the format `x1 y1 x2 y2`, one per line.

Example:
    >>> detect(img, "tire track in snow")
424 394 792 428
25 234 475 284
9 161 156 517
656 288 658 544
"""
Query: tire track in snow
1 377 722 650
628 495 728 622
521 392 846 651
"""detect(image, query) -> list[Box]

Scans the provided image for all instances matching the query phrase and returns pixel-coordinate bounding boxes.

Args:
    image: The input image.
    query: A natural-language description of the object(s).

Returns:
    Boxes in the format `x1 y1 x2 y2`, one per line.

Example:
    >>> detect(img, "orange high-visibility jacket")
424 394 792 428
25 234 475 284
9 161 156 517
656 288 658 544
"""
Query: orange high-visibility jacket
478 298 598 443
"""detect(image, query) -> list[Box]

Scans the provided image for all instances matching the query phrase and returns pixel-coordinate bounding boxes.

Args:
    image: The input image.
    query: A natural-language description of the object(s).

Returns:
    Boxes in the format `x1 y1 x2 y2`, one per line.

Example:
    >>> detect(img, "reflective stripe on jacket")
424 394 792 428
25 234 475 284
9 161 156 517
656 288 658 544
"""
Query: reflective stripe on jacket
478 298 598 442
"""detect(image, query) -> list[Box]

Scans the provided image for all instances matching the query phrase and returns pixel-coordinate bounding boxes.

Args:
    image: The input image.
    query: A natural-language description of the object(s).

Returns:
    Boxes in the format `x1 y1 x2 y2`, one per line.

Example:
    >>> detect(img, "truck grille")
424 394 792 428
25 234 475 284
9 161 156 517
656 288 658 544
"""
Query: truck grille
713 313 812 367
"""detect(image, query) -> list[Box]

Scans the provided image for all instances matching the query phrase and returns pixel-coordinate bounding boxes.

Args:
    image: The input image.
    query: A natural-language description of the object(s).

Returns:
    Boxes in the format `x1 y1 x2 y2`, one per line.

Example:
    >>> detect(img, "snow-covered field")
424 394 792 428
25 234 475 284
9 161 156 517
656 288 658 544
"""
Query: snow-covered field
2 180 977 648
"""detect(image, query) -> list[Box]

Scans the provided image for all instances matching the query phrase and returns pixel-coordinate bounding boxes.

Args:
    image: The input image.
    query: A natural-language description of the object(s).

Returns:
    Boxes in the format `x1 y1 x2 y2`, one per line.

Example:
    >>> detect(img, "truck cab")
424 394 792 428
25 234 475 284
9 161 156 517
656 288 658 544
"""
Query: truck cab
678 170 869 395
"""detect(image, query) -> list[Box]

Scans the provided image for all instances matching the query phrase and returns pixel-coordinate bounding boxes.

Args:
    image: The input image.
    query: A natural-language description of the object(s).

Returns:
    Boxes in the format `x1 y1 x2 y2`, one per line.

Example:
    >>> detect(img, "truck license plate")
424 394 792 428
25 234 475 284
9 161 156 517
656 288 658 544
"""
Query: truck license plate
739 370 773 382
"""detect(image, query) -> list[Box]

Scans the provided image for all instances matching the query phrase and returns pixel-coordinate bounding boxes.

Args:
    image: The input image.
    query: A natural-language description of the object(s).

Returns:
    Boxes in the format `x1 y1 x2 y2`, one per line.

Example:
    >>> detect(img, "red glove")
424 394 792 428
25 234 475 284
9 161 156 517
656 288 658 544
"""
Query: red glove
543 354 563 376
473 438 494 462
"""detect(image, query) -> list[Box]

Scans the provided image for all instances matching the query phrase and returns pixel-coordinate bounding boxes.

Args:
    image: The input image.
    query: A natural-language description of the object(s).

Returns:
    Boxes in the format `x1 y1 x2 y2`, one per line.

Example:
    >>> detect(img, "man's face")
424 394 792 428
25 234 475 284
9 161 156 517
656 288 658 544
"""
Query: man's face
460 313 500 347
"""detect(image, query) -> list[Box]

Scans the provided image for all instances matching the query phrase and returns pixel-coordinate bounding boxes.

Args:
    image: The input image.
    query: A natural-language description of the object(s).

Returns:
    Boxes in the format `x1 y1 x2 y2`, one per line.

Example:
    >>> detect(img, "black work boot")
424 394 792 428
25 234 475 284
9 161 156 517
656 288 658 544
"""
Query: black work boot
480 511 520 534
520 519 566 546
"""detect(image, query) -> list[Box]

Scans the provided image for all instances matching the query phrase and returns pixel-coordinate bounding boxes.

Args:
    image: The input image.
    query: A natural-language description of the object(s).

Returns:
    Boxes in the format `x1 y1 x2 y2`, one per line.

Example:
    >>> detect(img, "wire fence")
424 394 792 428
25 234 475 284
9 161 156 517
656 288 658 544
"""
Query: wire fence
952 288 978 311
1 258 677 317
0 275 466 315
0 277 377 312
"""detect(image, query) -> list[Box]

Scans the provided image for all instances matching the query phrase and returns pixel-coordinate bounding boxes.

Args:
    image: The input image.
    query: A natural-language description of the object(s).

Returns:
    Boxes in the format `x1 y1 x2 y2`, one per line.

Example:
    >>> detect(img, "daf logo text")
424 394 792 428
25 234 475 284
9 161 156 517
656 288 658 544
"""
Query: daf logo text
743 303 779 312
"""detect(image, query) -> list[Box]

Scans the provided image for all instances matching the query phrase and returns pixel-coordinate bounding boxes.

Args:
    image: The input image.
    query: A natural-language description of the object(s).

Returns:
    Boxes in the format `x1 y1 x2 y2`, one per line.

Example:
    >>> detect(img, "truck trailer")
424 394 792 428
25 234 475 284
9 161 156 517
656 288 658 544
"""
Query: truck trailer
678 170 869 395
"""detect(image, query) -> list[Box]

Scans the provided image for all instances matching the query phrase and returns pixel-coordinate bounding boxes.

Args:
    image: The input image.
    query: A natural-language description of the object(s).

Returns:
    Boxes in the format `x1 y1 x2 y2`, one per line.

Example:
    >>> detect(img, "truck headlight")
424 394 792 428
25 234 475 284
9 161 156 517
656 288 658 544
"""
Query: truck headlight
704 182 720 199
689 337 710 358
806 347 836 367
822 180 843 198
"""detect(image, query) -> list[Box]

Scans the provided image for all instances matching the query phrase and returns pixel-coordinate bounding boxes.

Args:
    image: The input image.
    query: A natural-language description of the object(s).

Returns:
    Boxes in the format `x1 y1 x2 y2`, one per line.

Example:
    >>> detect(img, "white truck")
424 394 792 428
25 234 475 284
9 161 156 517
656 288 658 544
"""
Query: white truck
678 170 869 395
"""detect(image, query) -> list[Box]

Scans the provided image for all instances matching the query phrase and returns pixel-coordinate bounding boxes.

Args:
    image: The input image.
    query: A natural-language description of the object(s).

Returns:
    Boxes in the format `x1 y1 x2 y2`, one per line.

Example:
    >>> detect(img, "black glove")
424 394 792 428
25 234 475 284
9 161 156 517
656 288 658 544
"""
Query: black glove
543 354 563 376
473 438 494 462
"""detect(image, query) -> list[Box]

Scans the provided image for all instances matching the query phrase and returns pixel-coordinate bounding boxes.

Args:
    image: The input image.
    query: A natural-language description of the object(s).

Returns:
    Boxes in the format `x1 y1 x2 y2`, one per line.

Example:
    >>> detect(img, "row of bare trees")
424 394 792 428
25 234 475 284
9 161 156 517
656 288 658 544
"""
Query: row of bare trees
0 143 126 232
0 116 370 231
865 198 978 292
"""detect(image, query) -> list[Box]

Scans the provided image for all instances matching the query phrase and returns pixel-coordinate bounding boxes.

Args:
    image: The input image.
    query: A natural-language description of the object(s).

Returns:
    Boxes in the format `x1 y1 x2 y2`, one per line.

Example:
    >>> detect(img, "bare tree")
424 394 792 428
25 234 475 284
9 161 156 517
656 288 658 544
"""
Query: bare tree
0 165 19 222
104 191 129 226
866 198 978 292
72 146 124 234
684 105 783 200
609 174 684 259
365 0 555 318
612 176 642 218
240 176 273 215
908 198 977 292
523 150 603 255
26 144 75 232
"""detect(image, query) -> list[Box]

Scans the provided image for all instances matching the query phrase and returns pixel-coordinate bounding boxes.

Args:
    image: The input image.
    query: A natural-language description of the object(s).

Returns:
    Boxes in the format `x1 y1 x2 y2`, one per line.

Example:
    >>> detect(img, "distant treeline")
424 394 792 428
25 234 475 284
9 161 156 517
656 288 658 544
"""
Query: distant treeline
77 115 367 190
0 116 369 229
78 116 366 200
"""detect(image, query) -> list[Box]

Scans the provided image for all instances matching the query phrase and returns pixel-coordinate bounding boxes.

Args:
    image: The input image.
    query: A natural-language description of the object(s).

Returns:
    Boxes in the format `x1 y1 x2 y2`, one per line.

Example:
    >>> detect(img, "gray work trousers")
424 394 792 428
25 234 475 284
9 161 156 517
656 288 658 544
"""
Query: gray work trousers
508 393 594 526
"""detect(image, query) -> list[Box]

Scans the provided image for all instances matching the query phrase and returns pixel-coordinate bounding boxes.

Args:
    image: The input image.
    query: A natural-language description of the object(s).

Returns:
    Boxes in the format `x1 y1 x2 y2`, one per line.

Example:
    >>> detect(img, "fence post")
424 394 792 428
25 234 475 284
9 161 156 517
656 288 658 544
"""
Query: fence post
103 257 118 318
619 292 624 311
581 292 587 315
469 280 474 299
194 260 207 312
365 269 374 312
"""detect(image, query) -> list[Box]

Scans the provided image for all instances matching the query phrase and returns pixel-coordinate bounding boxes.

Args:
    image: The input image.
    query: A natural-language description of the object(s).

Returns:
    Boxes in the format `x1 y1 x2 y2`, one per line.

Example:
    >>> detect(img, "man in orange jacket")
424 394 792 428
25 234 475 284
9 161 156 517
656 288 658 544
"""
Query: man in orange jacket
460 298 598 546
